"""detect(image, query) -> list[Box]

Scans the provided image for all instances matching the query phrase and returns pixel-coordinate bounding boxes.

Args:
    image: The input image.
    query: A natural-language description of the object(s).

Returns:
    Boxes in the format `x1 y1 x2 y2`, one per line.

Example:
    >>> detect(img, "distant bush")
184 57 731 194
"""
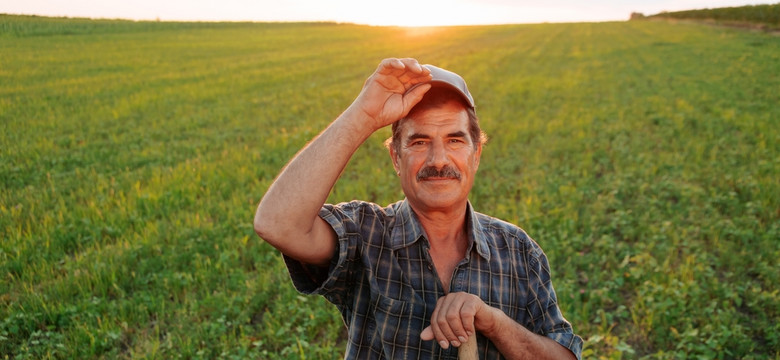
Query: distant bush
643 3 780 28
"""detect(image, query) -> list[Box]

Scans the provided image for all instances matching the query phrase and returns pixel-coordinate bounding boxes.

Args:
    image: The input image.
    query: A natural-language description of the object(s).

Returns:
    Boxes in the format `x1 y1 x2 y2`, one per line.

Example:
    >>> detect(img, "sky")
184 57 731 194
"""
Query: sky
1 0 772 26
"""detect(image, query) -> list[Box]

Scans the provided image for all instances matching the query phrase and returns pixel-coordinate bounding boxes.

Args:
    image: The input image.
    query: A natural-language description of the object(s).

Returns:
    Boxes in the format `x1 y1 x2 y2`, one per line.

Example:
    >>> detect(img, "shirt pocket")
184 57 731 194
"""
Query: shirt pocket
372 294 435 358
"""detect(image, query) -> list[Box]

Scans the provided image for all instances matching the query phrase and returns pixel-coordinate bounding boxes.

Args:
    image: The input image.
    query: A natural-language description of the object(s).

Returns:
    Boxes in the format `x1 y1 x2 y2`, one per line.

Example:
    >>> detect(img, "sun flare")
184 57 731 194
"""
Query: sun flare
341 0 502 27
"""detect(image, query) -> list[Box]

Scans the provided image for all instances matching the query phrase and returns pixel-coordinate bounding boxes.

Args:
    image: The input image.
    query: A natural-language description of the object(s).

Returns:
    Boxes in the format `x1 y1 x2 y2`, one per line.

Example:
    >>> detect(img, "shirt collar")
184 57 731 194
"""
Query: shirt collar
390 199 491 261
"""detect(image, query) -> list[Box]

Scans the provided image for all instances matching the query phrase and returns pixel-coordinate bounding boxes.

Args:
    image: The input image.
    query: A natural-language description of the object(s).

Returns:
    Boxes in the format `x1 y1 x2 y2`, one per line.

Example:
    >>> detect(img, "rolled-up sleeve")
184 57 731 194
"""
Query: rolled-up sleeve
525 243 583 359
283 202 366 308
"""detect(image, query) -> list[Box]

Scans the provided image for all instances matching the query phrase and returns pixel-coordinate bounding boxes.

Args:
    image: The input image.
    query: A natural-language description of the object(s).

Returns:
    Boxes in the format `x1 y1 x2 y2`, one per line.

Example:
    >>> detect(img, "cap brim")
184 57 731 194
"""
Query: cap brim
406 64 475 108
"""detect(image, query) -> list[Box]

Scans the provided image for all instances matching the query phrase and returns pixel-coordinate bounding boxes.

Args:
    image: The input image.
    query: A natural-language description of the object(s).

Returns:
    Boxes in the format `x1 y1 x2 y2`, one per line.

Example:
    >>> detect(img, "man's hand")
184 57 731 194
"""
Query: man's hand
347 58 432 131
421 292 578 360
420 292 497 350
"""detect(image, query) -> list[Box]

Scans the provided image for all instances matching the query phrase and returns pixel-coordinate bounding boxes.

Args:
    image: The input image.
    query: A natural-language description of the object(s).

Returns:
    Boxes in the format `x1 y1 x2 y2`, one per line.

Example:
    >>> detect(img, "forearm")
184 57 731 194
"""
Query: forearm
254 107 374 263
254 58 432 265
480 307 576 360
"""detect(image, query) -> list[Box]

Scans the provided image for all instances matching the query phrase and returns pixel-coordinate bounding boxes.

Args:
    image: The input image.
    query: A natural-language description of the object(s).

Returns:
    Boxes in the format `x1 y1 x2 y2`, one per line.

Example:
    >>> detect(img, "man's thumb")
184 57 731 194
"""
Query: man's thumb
402 83 432 116
420 326 434 341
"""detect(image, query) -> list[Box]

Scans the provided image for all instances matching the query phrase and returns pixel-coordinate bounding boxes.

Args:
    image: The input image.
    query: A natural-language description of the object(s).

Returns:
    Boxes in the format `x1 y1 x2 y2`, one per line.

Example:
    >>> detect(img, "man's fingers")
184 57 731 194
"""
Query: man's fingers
379 58 427 73
428 297 453 349
420 293 482 349
377 58 409 77
435 297 460 348
376 58 431 86
398 57 428 75
398 58 431 85
458 298 478 337
444 298 473 345
377 58 404 71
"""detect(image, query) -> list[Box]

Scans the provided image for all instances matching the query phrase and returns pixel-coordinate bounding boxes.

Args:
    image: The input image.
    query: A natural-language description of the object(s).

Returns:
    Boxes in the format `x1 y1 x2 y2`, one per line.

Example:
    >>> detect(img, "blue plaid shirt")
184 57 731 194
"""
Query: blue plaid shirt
284 199 582 359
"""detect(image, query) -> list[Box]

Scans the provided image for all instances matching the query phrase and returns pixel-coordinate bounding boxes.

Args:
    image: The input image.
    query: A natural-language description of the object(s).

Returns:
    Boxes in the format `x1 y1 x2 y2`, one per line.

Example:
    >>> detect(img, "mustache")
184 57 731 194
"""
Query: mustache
416 166 462 181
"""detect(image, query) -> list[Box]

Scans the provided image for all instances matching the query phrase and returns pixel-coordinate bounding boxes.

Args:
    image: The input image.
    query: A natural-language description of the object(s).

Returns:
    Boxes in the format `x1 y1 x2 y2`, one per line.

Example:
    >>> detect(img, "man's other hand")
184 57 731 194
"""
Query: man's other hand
420 292 498 350
348 58 432 131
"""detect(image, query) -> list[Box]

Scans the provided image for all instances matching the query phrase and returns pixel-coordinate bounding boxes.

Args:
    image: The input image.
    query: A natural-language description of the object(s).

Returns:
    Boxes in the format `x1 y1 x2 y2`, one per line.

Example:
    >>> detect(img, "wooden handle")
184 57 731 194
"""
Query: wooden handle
458 335 478 360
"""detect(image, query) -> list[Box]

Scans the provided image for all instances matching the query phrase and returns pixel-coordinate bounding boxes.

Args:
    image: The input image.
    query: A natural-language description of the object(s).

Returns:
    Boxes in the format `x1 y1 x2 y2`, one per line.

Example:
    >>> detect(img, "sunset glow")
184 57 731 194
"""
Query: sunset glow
1 0 772 26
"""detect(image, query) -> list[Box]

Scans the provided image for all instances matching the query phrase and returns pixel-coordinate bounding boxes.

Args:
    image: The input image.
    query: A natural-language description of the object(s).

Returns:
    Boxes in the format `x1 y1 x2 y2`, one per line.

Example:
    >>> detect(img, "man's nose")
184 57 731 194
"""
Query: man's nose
426 140 449 168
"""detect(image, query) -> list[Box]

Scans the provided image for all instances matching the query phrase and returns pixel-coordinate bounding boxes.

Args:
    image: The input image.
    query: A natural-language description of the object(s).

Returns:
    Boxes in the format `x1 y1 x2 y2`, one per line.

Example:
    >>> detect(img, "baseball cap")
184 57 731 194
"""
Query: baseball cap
408 64 475 109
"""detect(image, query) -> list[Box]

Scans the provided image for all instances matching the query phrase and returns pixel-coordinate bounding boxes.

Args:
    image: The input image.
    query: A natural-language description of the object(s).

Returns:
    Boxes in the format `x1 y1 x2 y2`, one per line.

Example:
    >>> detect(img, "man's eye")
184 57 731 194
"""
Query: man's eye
449 138 465 144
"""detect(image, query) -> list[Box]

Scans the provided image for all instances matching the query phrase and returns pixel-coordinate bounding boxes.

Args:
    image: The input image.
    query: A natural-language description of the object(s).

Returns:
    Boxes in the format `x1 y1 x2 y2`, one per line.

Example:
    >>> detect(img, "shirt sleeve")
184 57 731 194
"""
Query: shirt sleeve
282 201 368 308
524 241 584 360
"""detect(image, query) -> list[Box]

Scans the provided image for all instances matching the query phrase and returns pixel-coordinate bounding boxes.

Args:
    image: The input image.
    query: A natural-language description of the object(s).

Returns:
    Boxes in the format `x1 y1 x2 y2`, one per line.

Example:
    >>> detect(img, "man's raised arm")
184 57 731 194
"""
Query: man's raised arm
253 58 432 267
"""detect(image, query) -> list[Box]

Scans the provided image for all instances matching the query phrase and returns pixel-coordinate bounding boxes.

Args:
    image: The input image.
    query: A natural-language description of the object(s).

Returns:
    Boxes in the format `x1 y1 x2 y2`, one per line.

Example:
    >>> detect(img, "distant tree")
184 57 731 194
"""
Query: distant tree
645 4 779 27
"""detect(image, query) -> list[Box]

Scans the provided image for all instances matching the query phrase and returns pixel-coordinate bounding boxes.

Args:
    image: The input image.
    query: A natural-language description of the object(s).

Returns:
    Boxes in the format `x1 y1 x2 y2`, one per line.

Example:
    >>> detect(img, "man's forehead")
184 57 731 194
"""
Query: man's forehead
400 103 470 135
400 117 469 138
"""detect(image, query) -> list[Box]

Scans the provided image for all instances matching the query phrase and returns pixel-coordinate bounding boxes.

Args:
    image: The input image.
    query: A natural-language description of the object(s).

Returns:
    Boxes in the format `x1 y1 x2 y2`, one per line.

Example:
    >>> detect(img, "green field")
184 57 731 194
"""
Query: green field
1 14 779 359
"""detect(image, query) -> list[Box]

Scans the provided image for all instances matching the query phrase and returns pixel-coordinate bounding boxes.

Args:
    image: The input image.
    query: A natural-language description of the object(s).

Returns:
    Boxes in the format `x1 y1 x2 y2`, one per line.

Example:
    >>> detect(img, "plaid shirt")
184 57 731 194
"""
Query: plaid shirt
284 199 582 359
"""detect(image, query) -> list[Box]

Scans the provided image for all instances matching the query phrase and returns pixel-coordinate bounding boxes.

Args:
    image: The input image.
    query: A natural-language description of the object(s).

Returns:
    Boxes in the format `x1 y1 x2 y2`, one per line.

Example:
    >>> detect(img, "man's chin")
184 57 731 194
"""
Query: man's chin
411 193 466 209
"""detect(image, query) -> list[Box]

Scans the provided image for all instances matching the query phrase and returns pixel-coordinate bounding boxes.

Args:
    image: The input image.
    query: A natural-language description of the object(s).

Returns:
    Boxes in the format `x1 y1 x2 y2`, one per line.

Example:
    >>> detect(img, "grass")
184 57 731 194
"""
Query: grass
1 14 779 359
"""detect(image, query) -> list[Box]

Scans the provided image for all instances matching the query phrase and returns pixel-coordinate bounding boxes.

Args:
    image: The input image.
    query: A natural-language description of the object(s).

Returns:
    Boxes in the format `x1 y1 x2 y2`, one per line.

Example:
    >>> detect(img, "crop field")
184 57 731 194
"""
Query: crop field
1 14 779 359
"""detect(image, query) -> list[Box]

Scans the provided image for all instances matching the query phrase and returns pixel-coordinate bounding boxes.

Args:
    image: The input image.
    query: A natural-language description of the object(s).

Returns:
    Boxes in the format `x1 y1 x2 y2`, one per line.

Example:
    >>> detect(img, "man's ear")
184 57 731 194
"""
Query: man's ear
474 142 482 169
389 144 400 175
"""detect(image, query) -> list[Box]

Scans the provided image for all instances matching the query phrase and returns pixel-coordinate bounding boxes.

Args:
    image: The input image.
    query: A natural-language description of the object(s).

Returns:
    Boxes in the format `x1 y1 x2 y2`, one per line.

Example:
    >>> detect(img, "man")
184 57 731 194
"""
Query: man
254 58 582 359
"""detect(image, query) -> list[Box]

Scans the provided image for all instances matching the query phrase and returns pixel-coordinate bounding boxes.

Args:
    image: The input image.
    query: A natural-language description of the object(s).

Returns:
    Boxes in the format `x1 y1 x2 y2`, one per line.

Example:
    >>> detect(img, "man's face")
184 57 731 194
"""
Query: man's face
390 99 482 215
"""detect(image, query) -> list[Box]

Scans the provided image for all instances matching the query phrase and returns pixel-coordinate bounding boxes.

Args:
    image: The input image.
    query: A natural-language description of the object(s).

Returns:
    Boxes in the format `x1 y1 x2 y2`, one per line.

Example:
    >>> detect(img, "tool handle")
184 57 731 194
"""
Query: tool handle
458 335 479 360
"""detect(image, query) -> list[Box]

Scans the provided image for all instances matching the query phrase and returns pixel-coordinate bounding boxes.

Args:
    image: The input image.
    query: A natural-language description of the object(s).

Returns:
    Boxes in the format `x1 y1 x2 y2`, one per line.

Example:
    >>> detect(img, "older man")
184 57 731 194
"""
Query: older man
254 58 582 359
